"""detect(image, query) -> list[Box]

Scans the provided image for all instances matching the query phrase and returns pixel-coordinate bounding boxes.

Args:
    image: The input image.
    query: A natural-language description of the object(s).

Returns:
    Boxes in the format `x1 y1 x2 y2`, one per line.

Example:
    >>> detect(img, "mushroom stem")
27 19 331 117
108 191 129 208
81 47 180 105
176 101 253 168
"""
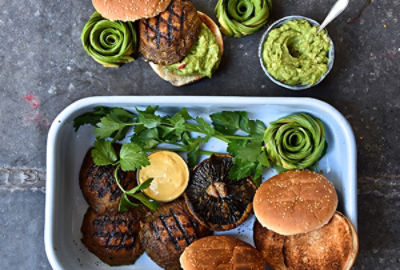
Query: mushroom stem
206 182 228 198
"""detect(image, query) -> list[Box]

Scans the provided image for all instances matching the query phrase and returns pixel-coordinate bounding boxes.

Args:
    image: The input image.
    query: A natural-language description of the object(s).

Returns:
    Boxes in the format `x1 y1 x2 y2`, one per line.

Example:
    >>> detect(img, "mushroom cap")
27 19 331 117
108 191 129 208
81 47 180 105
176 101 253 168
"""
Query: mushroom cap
79 146 137 214
81 207 145 266
184 155 257 231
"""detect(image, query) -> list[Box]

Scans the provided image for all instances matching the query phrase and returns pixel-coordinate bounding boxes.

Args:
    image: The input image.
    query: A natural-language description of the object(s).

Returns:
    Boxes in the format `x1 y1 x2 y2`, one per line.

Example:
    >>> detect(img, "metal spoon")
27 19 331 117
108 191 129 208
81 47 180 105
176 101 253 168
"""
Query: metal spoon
318 0 349 33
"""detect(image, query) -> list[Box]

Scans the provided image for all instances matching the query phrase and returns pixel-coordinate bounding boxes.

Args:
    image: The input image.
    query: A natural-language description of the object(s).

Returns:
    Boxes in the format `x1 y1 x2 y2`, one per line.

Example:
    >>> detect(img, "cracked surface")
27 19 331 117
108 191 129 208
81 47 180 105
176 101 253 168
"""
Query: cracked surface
0 0 399 269
0 167 45 192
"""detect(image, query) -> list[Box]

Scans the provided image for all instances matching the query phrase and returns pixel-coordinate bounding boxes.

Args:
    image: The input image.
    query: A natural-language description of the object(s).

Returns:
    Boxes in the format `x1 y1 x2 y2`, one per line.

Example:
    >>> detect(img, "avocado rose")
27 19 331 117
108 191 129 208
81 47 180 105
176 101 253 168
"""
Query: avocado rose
215 0 272 37
81 11 137 67
264 113 327 170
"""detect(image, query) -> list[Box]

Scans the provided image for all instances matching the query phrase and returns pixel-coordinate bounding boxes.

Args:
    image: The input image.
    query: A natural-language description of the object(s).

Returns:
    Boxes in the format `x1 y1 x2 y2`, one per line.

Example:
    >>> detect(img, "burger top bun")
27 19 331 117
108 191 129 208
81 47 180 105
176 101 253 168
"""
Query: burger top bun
149 12 223 87
92 0 172 21
180 235 264 270
253 170 338 236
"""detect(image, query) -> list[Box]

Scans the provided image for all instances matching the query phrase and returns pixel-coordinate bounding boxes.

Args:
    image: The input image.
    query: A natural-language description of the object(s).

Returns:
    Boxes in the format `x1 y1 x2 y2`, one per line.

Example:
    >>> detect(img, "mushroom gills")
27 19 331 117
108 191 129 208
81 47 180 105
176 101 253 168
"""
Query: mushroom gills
185 155 257 231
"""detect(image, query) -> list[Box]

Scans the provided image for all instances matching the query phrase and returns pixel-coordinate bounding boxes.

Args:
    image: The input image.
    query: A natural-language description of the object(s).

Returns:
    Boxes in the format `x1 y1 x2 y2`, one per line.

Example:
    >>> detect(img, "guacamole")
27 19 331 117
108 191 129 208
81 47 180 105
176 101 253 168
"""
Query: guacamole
263 20 331 86
165 24 220 78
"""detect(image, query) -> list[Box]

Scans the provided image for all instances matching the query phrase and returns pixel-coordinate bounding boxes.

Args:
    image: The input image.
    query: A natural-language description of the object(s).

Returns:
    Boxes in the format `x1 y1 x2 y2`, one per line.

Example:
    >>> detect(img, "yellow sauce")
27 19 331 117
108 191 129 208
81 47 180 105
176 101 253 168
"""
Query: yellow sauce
138 151 189 202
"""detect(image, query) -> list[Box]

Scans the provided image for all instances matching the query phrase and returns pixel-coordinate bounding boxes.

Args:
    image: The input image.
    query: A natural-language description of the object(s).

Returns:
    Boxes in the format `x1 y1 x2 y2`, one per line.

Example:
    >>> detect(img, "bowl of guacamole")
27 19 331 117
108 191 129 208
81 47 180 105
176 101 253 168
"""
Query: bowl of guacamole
259 16 334 90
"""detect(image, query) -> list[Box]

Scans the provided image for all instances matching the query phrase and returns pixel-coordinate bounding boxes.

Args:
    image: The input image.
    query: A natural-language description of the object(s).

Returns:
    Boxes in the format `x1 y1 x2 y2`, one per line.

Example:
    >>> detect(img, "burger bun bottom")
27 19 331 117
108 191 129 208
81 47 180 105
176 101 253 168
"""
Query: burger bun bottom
149 12 223 87
253 211 359 270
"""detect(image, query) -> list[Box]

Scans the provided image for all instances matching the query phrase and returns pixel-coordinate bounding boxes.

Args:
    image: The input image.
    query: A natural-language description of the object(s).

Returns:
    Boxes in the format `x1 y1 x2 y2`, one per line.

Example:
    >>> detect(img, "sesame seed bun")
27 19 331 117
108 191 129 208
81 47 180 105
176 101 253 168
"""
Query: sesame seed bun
149 12 223 87
180 235 264 270
253 211 359 270
92 0 172 21
253 170 338 236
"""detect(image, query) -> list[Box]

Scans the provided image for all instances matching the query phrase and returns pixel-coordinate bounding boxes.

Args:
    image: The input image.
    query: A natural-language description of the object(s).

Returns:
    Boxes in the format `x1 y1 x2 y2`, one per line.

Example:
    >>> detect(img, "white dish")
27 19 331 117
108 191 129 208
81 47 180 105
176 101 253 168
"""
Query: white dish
259 16 335 91
45 96 357 270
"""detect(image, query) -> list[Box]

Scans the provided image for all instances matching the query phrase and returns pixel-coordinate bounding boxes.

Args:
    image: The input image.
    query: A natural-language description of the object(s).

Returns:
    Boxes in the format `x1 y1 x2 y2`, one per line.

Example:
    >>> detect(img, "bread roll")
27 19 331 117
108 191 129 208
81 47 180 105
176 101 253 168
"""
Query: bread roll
253 211 359 270
92 0 172 21
253 170 338 235
180 235 264 270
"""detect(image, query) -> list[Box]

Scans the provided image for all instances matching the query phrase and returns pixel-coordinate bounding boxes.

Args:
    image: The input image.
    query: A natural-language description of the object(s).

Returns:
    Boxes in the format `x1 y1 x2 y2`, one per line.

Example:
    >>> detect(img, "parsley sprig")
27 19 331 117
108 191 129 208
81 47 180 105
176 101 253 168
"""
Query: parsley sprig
75 106 272 210
210 111 270 186
90 139 159 211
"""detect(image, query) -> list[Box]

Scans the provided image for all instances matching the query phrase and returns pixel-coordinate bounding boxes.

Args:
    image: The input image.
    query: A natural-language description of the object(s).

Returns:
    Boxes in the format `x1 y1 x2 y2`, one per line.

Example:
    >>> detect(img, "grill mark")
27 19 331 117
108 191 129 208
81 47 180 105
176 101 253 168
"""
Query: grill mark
167 1 175 46
180 9 185 32
187 213 199 238
170 209 191 245
144 19 180 42
121 233 128 249
92 216 136 251
152 221 161 240
159 215 181 251
167 18 173 46
155 17 161 49
94 232 135 250
88 165 113 198
145 20 149 42
105 231 120 248
143 21 170 40
87 164 128 201
141 1 186 47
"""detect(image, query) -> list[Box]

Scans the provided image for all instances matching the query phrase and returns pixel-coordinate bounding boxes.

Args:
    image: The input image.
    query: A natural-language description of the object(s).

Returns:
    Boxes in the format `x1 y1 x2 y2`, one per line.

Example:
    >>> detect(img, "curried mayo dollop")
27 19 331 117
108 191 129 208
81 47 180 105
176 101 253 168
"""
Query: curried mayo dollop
138 151 189 202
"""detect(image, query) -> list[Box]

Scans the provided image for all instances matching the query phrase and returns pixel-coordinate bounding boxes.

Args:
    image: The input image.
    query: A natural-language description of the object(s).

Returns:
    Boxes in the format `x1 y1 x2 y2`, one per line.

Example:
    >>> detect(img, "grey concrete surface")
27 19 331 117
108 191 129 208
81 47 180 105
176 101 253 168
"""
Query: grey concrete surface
0 190 51 269
0 0 399 269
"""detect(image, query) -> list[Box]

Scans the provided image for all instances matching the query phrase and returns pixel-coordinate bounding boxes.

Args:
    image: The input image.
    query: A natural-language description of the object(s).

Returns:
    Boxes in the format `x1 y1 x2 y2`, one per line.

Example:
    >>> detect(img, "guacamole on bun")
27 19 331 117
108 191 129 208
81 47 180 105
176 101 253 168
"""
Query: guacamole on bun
139 0 224 86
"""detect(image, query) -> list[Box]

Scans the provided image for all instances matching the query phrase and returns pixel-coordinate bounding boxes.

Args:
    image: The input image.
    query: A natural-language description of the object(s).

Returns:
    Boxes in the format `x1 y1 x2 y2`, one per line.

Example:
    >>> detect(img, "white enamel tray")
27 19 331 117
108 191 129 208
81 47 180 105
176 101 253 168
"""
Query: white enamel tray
45 96 357 270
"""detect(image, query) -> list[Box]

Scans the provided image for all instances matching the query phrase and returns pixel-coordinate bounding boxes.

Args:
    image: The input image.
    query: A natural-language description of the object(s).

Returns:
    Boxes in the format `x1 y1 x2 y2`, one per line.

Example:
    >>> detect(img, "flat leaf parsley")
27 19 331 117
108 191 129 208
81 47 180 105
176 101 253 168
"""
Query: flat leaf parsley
74 107 273 211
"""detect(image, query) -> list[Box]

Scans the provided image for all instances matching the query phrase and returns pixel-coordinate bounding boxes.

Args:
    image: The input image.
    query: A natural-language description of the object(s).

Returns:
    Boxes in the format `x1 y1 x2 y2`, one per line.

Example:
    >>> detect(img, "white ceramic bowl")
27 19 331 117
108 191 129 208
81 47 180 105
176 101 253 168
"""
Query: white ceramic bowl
259 15 335 90
45 96 356 269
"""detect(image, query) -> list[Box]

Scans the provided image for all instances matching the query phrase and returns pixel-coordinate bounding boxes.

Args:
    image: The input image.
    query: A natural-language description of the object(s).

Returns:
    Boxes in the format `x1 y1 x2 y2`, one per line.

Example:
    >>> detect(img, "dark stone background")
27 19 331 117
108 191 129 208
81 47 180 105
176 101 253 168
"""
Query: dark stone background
0 0 399 268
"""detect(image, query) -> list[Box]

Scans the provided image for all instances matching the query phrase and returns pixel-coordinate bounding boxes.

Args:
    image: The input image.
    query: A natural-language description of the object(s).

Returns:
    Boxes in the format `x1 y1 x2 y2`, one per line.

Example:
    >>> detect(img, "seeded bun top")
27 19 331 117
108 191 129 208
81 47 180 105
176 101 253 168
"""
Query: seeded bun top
253 170 338 235
180 235 264 270
92 0 172 21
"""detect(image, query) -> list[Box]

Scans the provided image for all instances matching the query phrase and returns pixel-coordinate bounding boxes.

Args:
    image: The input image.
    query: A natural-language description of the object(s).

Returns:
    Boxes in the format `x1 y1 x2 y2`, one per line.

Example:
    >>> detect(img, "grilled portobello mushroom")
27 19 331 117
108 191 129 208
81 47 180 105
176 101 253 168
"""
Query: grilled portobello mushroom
139 199 212 270
139 0 202 65
184 155 257 231
81 207 145 266
79 147 137 214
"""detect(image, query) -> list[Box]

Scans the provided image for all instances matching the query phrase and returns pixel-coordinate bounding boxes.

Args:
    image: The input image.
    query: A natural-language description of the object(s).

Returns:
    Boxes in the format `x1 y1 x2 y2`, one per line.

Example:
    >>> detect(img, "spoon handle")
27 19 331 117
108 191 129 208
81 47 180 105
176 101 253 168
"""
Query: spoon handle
318 0 349 32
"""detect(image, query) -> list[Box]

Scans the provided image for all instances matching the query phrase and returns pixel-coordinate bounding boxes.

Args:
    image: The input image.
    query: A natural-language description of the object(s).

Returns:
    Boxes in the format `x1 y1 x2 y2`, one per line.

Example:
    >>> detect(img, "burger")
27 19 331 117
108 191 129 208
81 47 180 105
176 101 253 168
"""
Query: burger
253 170 338 236
91 0 223 86
139 0 223 86
253 212 359 270
252 170 359 269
